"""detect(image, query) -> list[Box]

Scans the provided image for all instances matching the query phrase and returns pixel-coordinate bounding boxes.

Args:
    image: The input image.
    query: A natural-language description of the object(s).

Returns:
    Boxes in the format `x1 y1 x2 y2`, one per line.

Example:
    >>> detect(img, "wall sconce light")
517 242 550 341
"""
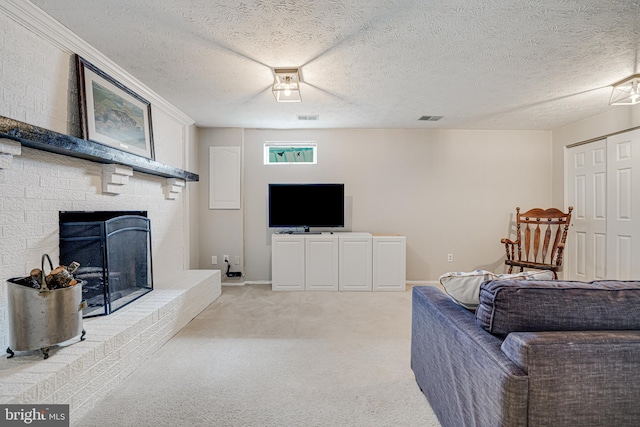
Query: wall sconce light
272 68 302 102
609 73 640 105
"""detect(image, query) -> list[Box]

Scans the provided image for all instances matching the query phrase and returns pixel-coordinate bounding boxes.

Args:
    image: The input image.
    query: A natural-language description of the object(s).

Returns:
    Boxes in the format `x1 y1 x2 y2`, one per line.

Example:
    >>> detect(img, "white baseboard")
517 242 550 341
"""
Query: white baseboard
244 280 272 285
222 280 273 287
223 280 440 289
406 280 439 286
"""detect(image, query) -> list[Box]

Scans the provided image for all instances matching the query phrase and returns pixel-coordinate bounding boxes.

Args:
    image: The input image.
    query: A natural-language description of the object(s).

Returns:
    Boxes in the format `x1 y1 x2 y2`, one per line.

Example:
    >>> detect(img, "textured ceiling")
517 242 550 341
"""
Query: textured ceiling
30 0 640 130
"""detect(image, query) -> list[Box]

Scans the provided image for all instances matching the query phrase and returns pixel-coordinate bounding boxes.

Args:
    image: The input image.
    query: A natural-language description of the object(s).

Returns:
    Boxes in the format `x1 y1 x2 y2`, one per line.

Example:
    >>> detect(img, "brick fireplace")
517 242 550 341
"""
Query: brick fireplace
0 3 225 422
0 142 221 419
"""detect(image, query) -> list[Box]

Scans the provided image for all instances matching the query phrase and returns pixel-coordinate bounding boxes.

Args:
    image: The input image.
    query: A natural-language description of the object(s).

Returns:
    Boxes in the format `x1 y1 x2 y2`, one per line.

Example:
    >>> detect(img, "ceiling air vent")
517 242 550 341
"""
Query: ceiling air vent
418 115 443 121
297 115 319 121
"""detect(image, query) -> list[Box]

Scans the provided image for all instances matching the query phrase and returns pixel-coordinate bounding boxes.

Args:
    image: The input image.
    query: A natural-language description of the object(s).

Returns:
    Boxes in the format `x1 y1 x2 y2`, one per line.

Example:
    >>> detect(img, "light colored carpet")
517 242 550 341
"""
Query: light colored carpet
75 284 441 427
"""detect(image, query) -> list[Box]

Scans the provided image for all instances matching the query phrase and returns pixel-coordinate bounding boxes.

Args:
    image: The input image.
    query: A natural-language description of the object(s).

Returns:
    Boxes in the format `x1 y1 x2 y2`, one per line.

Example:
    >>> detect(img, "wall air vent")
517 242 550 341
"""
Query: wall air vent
297 115 319 121
418 116 443 121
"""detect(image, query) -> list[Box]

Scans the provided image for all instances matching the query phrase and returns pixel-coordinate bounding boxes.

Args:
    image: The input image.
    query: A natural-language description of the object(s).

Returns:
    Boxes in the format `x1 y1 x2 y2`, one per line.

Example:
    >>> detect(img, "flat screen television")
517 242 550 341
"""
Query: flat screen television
268 183 345 230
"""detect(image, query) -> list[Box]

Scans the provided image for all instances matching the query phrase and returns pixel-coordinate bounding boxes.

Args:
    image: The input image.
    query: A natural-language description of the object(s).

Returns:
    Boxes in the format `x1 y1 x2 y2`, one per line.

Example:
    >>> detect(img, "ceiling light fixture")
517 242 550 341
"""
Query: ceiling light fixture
609 73 640 105
272 68 302 102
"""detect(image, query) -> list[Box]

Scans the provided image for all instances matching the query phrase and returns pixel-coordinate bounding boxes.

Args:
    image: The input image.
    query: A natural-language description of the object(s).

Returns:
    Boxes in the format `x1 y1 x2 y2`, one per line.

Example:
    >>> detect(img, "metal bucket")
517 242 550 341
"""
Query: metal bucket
6 255 85 358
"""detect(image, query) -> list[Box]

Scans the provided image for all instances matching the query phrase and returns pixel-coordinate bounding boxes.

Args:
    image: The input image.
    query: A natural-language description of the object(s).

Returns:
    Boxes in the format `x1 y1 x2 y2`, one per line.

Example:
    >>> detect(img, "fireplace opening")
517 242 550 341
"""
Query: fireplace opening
59 211 153 317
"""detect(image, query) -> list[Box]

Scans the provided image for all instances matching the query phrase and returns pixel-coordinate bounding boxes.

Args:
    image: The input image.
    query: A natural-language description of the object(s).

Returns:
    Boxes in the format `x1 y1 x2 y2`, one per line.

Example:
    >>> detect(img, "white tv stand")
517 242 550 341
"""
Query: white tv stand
271 232 406 291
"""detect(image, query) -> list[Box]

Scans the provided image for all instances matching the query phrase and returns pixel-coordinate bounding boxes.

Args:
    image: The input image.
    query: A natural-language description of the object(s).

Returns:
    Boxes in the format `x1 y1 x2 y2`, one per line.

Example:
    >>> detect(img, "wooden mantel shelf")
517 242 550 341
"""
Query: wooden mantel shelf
0 115 199 182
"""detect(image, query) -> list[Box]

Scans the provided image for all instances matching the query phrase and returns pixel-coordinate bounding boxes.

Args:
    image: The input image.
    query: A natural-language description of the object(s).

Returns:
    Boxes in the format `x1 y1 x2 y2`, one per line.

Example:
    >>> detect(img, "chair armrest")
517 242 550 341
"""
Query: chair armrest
501 238 519 261
502 331 640 426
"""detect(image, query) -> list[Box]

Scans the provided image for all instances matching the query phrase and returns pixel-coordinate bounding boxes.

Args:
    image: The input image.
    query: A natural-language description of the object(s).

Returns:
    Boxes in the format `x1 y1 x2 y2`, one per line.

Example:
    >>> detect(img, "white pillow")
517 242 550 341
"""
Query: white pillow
439 270 497 310
439 269 555 310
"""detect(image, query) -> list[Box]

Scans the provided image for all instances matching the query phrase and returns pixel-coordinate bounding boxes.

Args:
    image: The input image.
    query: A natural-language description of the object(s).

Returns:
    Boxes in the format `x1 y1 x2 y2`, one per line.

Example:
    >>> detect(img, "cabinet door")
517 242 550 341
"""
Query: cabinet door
305 235 339 291
373 236 406 291
339 236 372 291
271 235 305 291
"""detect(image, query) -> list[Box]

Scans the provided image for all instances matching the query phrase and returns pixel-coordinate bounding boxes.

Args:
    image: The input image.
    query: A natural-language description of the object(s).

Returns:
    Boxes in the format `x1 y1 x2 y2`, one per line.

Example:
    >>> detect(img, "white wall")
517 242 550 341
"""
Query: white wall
197 128 244 279
0 5 195 353
242 128 552 281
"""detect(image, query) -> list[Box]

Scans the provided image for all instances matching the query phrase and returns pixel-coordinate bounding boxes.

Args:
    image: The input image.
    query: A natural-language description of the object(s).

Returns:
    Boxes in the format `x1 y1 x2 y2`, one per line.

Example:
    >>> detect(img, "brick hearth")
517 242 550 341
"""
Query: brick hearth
0 270 221 423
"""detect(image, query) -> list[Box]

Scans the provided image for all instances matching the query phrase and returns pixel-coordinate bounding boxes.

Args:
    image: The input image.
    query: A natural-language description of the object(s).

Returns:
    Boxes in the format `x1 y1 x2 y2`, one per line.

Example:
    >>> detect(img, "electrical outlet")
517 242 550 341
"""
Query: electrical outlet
223 255 229 263
211 256 217 265
447 254 454 262
234 256 240 265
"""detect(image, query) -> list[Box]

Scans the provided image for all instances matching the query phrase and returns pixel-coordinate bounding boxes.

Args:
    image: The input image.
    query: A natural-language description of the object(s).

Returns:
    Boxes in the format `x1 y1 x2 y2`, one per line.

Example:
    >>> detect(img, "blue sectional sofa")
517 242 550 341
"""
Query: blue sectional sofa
411 280 640 427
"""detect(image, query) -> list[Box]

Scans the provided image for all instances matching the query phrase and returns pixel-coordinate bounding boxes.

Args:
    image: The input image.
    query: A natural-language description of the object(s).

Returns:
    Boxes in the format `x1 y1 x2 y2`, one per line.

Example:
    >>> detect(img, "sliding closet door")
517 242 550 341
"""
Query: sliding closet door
606 129 640 280
566 139 607 281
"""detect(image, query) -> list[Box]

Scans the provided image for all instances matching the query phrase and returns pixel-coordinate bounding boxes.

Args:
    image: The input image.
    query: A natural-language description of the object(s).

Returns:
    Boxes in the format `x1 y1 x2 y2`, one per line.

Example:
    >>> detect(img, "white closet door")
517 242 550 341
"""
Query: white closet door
566 139 607 281
606 129 640 280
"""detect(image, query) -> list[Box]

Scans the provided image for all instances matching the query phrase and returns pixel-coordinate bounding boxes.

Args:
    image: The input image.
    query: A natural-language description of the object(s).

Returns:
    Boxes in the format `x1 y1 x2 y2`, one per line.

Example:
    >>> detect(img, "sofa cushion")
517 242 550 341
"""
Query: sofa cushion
476 280 640 336
439 270 554 310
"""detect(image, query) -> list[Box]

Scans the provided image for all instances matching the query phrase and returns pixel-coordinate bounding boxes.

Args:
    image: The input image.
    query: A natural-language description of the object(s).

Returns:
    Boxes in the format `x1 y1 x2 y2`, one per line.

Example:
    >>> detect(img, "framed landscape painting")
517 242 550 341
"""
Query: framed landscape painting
76 55 154 159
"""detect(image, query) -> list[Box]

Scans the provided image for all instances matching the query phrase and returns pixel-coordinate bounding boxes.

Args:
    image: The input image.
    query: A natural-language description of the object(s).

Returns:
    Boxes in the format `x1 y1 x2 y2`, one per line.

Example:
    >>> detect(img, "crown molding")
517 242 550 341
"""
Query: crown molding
0 0 195 126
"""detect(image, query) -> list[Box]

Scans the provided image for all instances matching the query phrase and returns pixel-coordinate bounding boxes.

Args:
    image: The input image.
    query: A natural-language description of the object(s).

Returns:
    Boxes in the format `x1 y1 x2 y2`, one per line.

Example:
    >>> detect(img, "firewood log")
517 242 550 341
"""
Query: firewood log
30 268 43 286
14 262 80 290
46 266 75 288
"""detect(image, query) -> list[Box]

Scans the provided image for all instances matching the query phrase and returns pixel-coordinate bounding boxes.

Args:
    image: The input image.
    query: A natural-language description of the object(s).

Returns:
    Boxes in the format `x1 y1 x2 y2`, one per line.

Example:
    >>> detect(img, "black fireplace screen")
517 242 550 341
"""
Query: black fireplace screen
59 211 153 317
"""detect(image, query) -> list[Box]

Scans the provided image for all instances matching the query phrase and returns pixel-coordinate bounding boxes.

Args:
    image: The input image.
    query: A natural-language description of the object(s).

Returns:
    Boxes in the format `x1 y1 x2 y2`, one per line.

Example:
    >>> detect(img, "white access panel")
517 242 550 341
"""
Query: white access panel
338 233 373 291
372 235 406 291
271 235 305 291
305 235 339 291
209 146 241 209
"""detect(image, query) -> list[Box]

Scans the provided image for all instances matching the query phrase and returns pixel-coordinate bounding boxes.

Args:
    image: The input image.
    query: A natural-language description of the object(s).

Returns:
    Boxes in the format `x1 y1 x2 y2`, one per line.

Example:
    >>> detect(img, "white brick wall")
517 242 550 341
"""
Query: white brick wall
0 12 80 135
0 9 194 357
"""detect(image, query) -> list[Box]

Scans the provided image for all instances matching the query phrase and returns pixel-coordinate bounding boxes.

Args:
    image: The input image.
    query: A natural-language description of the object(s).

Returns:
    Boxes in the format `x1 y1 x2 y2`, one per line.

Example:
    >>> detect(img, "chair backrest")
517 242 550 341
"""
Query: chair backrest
515 206 573 267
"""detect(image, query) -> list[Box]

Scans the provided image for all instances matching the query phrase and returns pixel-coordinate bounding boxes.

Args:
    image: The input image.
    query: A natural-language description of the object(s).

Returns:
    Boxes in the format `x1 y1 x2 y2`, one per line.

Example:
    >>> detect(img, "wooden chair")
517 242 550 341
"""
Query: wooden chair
501 206 573 279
